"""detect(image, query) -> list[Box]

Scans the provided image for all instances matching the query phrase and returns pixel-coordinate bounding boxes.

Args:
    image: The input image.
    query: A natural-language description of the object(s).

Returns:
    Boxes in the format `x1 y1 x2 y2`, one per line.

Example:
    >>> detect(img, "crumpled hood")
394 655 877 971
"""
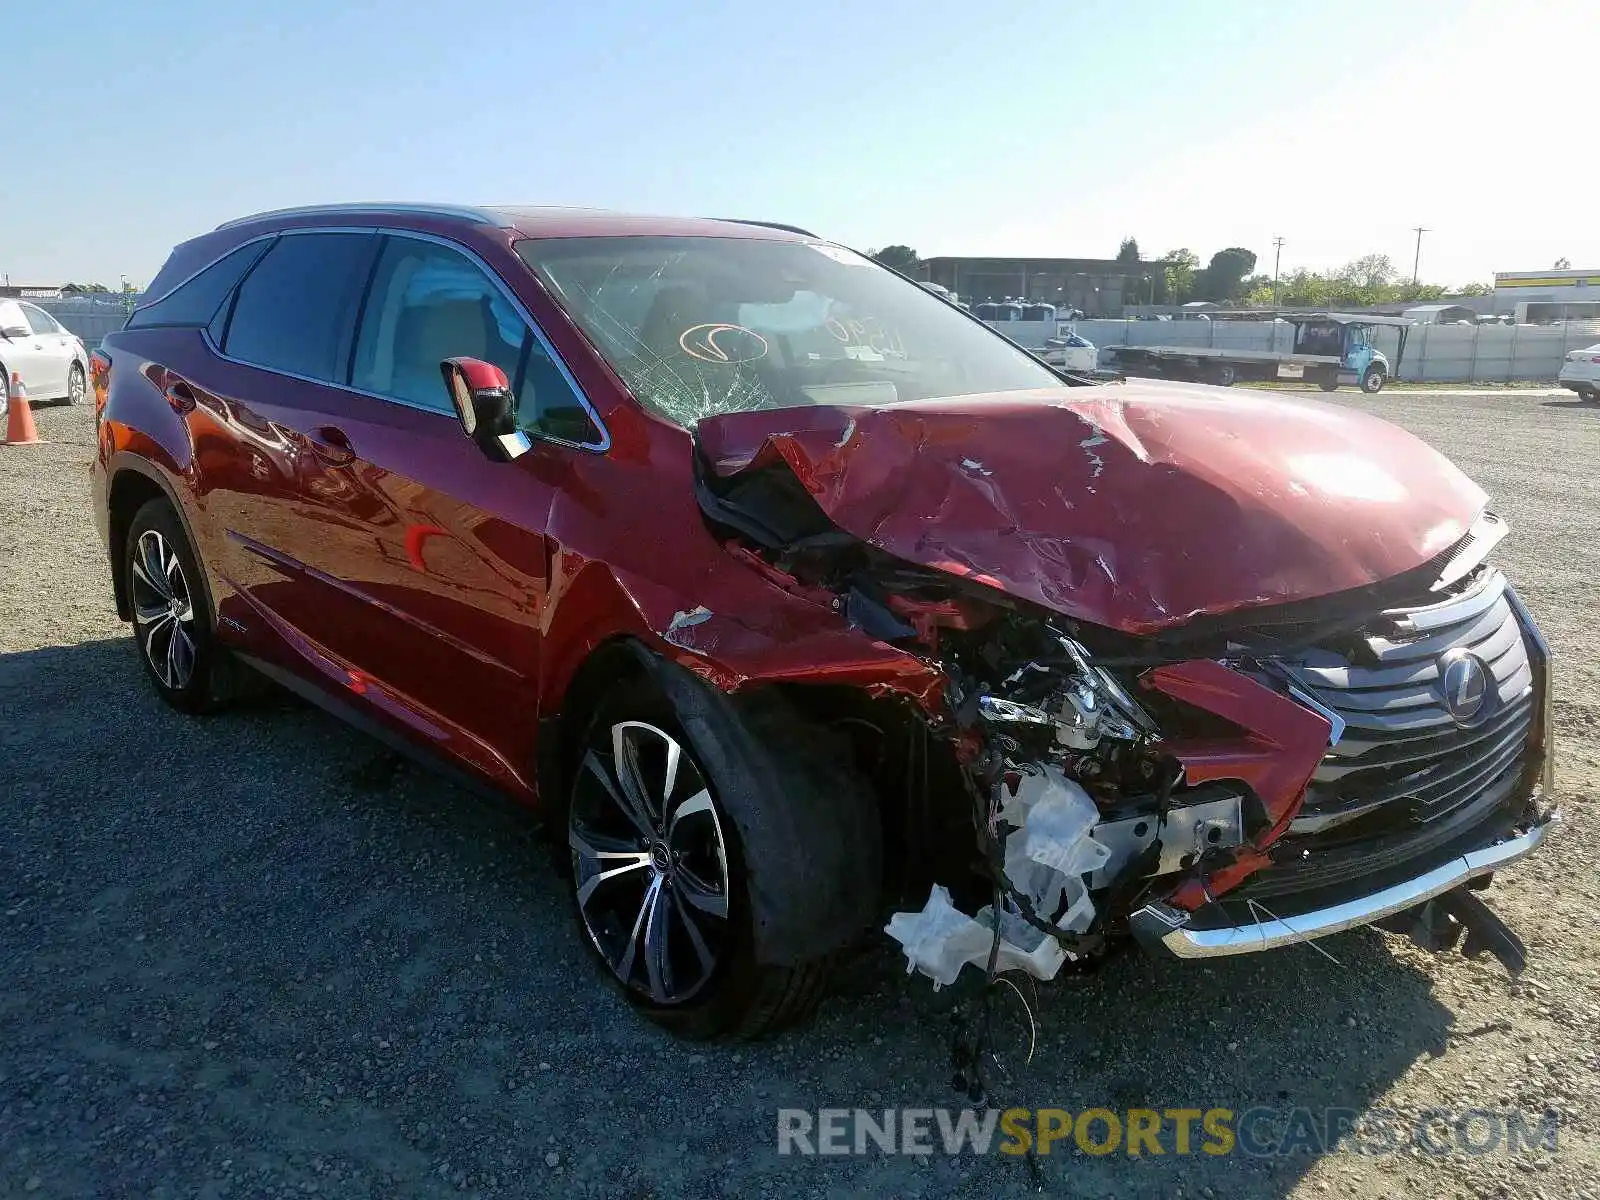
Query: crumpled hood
695 382 1488 635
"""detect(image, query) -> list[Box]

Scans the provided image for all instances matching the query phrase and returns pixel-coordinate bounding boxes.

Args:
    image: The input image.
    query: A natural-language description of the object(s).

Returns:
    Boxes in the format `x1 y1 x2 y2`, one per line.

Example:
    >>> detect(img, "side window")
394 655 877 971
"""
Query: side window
352 237 598 442
126 240 272 330
21 305 63 335
222 232 375 381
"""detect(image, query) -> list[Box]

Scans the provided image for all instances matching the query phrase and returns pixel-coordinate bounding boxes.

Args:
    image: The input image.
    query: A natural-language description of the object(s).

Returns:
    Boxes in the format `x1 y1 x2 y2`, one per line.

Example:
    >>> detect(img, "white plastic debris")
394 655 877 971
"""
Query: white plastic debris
885 766 1111 987
884 885 1069 989
884 885 998 989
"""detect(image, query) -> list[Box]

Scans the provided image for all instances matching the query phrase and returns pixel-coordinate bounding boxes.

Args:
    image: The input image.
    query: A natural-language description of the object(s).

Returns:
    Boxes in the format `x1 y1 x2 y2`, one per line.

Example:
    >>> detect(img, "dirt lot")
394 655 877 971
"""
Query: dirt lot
2 394 1597 1199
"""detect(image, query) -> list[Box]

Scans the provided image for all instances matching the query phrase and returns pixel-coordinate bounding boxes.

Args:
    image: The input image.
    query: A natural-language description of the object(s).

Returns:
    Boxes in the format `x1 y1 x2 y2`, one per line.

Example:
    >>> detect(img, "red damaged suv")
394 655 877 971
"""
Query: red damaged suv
91 205 1558 1039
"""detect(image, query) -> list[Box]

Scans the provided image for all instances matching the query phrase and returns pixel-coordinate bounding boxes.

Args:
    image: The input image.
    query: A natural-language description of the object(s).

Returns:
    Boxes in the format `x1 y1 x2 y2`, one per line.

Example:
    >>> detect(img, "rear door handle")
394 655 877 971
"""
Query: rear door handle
308 425 355 465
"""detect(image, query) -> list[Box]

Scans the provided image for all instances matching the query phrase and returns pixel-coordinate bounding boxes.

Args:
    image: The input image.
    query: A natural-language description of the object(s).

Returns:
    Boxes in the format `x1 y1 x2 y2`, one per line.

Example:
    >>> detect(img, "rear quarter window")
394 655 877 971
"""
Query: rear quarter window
221 232 376 382
126 240 273 330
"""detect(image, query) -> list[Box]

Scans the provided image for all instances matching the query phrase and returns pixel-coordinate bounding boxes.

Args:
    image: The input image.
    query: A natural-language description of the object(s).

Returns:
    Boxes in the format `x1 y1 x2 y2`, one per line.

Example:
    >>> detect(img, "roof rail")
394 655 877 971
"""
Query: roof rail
214 202 504 231
714 218 819 238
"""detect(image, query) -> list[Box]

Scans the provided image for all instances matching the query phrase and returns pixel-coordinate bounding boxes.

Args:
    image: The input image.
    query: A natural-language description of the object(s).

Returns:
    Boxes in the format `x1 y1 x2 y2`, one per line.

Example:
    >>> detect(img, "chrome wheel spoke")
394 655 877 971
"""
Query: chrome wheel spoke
618 874 663 994
666 787 713 840
640 876 674 1002
133 599 170 627
675 865 729 919
581 749 653 840
133 534 172 601
162 542 185 596
570 823 653 908
143 616 174 685
168 624 196 687
572 721 730 1005
610 725 665 834
669 886 717 977
131 529 197 690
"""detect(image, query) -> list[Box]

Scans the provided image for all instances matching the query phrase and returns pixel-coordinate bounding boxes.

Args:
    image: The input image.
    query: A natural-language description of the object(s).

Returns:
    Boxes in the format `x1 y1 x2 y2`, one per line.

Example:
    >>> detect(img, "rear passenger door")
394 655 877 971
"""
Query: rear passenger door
197 229 379 643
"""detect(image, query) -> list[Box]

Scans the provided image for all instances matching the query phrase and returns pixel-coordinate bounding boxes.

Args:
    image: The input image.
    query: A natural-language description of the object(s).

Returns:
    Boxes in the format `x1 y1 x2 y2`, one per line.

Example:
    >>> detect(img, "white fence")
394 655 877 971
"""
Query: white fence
988 318 1600 383
33 296 140 350
33 296 1595 384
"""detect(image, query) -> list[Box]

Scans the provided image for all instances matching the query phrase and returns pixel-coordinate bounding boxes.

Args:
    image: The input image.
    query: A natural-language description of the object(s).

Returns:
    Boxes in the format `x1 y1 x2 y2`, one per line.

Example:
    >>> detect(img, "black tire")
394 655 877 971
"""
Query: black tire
561 672 879 1040
1361 365 1387 394
1210 362 1237 387
1318 377 1340 393
66 362 86 406
123 498 222 714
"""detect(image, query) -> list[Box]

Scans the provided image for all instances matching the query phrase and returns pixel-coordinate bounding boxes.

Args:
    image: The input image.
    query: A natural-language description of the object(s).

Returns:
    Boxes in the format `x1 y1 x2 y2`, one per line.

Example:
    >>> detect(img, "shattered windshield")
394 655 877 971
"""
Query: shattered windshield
516 236 1062 426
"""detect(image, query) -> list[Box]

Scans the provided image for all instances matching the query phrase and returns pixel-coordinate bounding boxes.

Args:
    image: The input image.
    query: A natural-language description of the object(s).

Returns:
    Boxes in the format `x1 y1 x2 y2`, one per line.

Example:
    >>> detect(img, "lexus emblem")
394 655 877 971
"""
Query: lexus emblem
1437 649 1491 725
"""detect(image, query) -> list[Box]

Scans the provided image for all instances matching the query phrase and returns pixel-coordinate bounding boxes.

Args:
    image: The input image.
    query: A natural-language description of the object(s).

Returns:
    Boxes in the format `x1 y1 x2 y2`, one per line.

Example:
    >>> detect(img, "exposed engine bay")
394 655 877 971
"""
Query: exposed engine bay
693 438 1556 991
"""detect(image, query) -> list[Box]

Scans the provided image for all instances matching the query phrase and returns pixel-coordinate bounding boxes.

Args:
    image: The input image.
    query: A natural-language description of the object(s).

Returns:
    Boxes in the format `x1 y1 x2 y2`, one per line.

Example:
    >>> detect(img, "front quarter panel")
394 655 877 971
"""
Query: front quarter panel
96 331 215 614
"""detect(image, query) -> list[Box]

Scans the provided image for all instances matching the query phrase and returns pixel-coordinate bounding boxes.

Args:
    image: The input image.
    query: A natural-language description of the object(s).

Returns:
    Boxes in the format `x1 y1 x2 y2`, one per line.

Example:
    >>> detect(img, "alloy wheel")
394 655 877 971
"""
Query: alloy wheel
130 529 198 689
569 720 732 1004
68 365 86 405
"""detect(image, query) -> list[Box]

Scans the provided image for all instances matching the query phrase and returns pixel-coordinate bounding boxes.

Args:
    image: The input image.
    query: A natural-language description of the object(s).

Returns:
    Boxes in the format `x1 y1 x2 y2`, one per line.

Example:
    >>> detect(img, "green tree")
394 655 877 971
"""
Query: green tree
869 245 920 274
1159 248 1199 304
1196 248 1258 302
1237 259 1493 309
1116 237 1141 263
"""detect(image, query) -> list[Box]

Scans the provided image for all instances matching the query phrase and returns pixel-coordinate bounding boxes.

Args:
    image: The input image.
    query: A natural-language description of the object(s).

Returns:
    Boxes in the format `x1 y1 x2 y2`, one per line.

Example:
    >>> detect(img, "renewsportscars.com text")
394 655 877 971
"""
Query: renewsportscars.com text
776 1106 1561 1158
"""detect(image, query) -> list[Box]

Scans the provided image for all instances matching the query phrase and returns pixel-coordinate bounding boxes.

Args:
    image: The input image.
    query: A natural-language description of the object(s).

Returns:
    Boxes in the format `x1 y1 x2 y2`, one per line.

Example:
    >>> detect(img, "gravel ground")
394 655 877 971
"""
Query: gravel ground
1 395 1596 1199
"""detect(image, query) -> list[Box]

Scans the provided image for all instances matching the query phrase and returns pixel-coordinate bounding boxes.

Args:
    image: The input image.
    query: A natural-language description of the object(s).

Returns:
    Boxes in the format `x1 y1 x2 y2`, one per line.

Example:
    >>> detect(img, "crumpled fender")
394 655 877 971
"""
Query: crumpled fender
536 549 945 727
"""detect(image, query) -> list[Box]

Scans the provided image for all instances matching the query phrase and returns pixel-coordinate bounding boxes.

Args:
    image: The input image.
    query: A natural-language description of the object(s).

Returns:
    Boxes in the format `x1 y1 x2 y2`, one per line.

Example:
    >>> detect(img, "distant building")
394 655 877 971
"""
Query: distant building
0 284 66 299
919 256 1154 317
1492 268 1600 322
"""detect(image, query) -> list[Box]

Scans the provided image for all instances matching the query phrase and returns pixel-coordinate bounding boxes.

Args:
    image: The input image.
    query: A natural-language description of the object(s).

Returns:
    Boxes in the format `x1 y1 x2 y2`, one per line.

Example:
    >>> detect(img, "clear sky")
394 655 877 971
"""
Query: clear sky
7 0 1596 288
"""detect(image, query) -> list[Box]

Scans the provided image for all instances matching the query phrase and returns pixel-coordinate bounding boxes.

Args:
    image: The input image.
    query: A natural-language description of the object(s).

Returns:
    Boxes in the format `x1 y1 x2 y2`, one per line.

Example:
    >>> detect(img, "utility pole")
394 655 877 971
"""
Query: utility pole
1411 227 1429 286
1272 236 1285 308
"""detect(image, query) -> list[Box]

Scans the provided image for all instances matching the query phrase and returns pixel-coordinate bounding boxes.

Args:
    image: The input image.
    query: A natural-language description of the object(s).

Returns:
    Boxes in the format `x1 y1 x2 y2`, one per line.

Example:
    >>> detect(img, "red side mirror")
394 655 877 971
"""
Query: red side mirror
440 357 528 462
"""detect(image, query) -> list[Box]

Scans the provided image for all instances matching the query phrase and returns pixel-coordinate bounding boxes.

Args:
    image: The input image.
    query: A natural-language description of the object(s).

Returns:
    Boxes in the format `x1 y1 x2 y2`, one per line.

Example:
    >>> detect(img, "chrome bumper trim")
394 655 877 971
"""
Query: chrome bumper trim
1130 809 1559 959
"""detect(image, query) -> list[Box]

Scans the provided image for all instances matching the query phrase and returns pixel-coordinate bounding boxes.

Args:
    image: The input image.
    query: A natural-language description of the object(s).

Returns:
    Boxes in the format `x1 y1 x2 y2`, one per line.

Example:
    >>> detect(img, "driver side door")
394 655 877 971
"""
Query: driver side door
269 233 602 794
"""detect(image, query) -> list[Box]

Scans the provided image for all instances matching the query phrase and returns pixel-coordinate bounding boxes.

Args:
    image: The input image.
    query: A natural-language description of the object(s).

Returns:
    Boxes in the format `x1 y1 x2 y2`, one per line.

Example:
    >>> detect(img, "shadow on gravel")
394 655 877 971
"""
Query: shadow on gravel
1 637 1459 1199
1538 398 1600 410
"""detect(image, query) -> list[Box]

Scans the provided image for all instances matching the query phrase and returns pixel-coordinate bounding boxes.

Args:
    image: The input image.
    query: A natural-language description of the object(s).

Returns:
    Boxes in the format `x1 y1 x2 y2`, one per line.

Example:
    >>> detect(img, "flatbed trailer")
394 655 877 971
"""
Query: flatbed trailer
1106 312 1413 393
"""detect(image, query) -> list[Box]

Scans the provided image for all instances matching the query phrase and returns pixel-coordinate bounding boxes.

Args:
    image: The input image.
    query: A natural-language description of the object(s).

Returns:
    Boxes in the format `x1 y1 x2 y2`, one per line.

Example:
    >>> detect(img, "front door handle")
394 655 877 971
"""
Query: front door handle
308 425 355 466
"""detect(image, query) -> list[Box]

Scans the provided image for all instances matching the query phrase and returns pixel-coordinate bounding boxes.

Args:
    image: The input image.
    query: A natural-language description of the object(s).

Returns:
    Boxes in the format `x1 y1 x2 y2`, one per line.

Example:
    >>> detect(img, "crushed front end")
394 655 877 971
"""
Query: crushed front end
884 535 1558 986
689 392 1559 990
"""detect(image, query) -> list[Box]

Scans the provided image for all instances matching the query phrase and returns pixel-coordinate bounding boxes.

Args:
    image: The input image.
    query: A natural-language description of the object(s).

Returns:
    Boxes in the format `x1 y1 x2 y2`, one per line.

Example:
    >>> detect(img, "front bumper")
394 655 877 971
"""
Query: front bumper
1129 806 1558 958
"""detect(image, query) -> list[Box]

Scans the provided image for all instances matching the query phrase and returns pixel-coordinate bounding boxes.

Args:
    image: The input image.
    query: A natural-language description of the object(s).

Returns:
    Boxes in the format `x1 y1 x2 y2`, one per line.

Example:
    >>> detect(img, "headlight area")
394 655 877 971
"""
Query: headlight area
886 626 1335 990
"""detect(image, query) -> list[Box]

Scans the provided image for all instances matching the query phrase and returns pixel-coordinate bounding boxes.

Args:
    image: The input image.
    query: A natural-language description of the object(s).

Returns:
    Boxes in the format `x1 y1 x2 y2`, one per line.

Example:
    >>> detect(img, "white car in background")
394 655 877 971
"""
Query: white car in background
0 299 90 412
1558 343 1600 402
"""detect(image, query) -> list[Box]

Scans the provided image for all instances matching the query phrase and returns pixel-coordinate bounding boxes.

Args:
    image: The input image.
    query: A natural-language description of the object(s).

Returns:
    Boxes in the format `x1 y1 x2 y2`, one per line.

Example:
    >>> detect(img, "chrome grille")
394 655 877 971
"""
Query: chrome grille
1284 570 1535 835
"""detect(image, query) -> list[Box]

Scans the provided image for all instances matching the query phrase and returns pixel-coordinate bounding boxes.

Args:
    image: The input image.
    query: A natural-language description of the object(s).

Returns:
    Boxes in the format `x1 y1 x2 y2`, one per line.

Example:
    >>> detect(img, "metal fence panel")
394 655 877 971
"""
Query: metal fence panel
991 317 1600 383
35 295 1598 383
32 295 142 350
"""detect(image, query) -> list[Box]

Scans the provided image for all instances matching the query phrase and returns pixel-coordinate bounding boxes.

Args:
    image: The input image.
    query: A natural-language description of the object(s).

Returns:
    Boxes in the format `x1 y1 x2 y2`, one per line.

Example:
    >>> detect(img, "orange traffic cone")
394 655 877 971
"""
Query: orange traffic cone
3 372 41 446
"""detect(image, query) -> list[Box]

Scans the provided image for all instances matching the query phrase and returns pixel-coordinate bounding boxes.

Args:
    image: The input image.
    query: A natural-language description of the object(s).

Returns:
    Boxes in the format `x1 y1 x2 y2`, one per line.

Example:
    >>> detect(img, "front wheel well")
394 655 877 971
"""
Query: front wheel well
107 470 171 620
538 643 975 910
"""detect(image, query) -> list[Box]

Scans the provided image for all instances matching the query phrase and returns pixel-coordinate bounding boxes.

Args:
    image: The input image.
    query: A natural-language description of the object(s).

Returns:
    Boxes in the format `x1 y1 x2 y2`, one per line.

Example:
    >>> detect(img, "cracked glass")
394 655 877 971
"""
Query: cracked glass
517 235 1061 427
